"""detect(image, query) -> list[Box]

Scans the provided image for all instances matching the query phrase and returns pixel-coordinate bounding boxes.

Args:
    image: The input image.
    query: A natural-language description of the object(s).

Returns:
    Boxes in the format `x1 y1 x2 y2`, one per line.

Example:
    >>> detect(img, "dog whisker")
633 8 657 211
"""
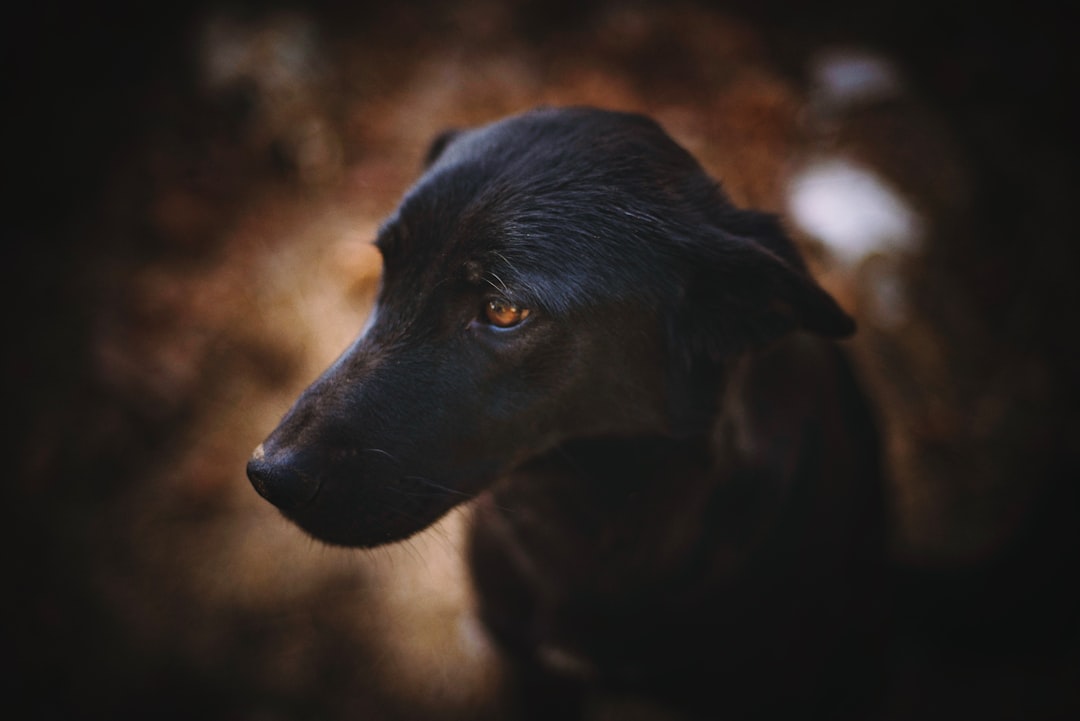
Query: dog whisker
359 447 400 462
492 250 551 303
392 475 518 515
403 475 474 499
489 250 515 271
483 271 509 294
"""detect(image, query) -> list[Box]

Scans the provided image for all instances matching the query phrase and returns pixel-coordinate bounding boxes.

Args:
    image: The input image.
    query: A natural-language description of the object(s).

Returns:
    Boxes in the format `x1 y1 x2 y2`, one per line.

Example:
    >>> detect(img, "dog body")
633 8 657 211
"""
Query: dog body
248 107 886 718
469 332 885 718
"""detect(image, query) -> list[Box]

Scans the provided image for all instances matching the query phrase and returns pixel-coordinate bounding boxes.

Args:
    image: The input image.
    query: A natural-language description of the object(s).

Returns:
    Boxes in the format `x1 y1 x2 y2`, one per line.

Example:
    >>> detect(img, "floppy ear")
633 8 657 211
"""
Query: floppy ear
665 210 852 434
671 211 854 365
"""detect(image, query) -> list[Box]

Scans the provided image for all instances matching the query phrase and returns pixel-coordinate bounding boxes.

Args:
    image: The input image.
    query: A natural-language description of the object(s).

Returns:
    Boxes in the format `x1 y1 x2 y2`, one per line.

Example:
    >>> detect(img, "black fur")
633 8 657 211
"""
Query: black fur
248 107 887 719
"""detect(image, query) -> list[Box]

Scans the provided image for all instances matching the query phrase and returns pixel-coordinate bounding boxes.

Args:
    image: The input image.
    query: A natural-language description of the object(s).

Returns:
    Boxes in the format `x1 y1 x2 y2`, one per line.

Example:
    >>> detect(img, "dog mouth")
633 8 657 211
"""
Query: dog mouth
281 477 472 548
247 444 480 547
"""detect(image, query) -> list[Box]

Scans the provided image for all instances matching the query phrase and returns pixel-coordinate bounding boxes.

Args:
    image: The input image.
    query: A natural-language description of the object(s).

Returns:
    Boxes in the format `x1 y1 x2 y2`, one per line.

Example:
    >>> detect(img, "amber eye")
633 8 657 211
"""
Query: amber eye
485 299 530 328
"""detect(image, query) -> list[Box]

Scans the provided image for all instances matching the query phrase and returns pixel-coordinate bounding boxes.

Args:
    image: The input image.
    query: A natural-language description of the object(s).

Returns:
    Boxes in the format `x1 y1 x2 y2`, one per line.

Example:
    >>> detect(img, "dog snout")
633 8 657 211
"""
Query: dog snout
246 443 321 511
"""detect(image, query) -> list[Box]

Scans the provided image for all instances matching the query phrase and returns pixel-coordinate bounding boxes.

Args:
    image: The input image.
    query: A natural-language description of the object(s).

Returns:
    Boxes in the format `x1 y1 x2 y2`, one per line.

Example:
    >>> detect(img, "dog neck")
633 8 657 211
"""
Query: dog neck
466 333 886 695
469 334 873 600
471 399 776 602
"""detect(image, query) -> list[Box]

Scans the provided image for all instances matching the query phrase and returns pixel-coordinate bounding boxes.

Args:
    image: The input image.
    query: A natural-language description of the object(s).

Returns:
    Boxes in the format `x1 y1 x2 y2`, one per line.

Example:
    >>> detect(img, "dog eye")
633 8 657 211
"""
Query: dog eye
485 299 530 328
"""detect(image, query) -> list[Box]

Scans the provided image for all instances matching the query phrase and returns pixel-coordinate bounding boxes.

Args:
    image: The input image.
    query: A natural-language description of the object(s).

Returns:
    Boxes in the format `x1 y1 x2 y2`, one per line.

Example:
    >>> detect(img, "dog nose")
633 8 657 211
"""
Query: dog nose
246 443 320 511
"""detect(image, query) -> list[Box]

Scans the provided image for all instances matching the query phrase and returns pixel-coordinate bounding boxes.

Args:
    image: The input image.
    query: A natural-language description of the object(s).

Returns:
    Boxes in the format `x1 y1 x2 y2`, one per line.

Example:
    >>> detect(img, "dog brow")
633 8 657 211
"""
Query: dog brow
479 252 570 312
462 260 509 298
483 271 509 294
485 251 517 293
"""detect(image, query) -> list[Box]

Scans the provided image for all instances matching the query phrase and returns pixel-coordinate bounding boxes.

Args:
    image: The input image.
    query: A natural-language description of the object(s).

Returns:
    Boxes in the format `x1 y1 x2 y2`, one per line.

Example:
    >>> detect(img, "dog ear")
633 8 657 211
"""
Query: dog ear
423 128 462 168
665 211 852 432
672 211 854 364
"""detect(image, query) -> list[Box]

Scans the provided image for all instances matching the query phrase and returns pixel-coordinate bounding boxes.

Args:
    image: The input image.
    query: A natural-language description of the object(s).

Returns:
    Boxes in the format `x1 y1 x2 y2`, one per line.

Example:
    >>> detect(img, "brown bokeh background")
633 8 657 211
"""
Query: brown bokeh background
7 1 1078 719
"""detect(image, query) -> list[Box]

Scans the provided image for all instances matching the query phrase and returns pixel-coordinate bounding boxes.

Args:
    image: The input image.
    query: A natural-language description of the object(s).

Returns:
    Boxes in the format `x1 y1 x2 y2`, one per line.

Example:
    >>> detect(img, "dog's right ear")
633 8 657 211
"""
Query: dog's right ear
665 212 853 433
670 211 854 364
423 128 462 168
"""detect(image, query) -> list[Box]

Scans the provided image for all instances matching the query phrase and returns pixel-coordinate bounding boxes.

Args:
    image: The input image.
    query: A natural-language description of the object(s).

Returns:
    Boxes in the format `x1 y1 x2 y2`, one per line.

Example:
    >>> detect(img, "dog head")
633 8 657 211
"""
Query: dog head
247 107 853 547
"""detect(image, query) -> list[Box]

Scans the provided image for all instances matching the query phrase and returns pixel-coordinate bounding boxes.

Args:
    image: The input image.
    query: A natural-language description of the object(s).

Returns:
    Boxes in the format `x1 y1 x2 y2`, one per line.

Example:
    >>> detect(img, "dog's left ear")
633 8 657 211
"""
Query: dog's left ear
672 211 854 363
423 128 462 168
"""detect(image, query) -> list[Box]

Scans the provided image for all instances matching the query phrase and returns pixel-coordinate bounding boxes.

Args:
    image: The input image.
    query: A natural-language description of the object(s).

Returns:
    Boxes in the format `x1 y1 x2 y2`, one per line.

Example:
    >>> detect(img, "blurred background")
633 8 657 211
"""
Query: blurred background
6 0 1078 719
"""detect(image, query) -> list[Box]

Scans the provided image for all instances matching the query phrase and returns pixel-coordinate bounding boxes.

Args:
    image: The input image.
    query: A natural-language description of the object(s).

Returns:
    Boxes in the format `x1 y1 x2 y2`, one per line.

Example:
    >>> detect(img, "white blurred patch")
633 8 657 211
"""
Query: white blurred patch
810 49 905 109
198 11 342 185
787 158 923 267
200 11 321 96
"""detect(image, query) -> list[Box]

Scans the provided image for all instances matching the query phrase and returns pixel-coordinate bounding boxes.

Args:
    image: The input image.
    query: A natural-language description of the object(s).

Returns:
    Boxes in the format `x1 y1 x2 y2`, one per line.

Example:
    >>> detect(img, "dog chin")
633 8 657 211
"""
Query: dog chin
296 523 422 549
281 492 462 549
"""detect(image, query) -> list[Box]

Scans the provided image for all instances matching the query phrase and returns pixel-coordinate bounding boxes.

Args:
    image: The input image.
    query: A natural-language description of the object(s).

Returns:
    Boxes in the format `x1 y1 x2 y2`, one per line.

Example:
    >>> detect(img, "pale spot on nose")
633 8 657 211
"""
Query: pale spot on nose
251 443 266 461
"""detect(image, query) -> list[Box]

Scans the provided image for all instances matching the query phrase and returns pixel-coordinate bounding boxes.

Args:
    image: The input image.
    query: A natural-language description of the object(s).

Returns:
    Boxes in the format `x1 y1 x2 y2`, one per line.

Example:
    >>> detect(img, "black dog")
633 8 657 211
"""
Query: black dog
248 107 887 719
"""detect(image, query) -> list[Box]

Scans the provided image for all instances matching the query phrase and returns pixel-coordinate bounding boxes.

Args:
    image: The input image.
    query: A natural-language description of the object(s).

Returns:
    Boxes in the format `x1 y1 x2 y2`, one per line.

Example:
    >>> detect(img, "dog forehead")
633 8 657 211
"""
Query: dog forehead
383 111 679 247
426 107 650 170
374 107 719 311
375 165 494 277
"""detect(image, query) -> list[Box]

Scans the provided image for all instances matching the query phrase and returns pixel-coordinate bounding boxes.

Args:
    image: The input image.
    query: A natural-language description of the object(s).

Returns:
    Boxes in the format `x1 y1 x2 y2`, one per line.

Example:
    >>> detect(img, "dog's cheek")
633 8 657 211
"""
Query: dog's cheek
441 327 578 460
524 314 671 441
